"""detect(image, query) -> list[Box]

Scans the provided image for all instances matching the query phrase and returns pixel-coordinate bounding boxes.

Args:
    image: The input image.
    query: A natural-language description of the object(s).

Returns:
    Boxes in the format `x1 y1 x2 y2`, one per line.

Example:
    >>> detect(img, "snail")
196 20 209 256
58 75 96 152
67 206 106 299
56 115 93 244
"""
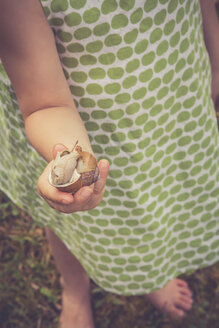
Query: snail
48 142 99 194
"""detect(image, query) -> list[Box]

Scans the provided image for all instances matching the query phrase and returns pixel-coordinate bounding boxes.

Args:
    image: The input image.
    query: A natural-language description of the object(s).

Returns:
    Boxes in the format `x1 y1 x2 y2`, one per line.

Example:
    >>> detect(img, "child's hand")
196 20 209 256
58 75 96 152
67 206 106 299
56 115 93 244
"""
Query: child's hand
37 144 109 213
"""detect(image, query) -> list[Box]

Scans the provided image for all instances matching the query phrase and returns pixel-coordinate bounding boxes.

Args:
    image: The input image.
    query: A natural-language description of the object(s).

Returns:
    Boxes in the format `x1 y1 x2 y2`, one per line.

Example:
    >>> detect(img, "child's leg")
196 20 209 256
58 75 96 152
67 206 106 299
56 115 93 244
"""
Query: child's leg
46 228 193 325
45 228 95 328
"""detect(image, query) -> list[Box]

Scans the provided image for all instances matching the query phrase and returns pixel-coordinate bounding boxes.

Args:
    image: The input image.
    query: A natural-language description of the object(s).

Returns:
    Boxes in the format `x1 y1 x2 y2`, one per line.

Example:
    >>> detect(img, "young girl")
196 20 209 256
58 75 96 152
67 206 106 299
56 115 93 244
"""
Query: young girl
0 0 219 327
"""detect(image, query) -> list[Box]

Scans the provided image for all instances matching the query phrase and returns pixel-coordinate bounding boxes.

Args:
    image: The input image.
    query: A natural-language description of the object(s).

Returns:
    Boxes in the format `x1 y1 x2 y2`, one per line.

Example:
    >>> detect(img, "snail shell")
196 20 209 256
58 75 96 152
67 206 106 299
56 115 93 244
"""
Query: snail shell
48 145 99 194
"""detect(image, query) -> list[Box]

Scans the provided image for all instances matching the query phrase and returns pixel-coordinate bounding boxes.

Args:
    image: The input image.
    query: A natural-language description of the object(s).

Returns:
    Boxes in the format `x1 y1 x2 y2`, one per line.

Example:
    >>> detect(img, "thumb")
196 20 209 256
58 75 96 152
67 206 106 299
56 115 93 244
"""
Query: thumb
52 143 68 159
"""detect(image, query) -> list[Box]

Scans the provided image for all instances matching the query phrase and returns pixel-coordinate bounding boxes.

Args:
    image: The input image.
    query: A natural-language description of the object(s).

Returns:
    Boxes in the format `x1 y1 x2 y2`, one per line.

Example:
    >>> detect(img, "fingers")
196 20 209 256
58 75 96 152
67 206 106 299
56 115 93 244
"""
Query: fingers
43 186 94 213
73 186 93 202
45 198 75 213
42 186 74 205
37 156 110 213
38 162 96 212
93 159 110 194
37 162 74 205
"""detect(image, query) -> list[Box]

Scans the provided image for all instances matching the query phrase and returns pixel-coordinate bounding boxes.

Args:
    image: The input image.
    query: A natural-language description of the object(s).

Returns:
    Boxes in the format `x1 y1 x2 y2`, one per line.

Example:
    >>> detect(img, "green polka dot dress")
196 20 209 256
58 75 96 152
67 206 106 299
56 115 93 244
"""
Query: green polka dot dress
0 0 219 295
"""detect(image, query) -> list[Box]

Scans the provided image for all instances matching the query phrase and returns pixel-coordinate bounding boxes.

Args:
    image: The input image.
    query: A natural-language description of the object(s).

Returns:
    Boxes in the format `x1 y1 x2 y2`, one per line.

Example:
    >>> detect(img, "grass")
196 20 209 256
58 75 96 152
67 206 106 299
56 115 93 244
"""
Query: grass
0 191 219 328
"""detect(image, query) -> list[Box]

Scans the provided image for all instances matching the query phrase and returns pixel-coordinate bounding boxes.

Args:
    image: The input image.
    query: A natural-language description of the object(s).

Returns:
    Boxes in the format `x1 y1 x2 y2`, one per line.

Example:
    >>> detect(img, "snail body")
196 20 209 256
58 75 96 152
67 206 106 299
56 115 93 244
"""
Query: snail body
49 144 99 194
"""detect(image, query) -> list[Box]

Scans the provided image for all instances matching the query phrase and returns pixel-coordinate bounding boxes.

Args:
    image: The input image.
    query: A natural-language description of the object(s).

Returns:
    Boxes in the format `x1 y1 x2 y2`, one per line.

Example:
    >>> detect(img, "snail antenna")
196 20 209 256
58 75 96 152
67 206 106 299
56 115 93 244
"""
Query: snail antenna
71 140 78 152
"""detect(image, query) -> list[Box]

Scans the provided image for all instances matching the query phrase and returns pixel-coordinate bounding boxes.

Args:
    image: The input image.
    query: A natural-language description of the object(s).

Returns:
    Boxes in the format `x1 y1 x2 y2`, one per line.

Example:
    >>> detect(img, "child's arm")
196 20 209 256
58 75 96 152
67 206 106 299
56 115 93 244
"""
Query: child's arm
0 0 109 212
200 0 219 112
0 0 91 159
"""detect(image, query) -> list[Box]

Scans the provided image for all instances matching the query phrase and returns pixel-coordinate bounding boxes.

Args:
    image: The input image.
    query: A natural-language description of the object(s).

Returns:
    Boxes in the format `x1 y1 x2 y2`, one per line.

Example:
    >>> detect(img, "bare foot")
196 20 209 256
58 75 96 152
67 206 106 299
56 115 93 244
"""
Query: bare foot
59 277 95 328
145 278 193 319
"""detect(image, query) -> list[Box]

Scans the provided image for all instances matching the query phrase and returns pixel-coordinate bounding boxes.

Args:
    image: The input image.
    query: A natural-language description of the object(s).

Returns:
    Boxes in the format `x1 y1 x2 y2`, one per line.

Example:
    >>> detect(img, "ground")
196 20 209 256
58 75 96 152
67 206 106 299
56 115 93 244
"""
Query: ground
0 191 219 328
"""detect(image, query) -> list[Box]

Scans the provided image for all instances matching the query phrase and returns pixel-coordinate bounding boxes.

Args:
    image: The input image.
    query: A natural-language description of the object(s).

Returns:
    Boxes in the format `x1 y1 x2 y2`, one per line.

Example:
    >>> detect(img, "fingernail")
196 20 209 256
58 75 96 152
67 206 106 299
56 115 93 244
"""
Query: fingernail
99 159 109 169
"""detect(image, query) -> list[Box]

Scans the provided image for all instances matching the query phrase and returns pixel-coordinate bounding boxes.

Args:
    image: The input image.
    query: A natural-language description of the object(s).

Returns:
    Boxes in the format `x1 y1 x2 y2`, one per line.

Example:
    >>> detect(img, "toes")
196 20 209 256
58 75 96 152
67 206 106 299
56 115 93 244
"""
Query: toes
175 279 193 298
179 286 193 298
175 297 193 311
169 304 185 319
179 294 193 304
175 278 189 288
